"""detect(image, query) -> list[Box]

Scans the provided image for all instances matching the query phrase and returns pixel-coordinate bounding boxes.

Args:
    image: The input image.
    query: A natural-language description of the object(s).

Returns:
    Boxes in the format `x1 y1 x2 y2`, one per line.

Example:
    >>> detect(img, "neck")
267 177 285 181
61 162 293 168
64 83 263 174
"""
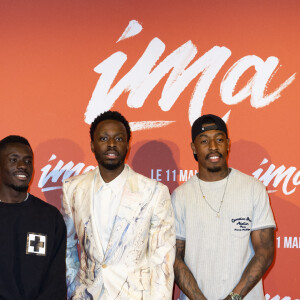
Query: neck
99 164 125 183
0 188 28 204
198 166 230 182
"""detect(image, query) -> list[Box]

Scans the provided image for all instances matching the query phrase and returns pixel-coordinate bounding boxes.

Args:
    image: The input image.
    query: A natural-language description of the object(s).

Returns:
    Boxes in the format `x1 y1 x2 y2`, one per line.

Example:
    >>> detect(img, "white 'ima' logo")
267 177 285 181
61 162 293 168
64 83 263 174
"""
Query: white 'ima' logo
85 20 296 128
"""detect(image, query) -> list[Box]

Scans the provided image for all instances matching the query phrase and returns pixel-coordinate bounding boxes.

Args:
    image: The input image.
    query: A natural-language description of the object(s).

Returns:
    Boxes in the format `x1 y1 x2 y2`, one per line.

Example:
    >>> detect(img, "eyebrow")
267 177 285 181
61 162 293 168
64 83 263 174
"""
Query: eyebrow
8 153 33 158
99 132 126 136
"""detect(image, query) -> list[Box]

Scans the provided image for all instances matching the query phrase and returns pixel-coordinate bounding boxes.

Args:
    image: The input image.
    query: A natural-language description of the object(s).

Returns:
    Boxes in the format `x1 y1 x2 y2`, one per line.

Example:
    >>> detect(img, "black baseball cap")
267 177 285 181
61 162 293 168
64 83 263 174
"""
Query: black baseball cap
192 114 228 142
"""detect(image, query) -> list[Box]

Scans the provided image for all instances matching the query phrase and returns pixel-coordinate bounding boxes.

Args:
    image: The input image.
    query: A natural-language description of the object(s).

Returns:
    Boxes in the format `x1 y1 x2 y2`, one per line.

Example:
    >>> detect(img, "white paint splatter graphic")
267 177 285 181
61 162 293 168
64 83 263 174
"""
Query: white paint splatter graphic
129 120 175 131
85 20 296 130
117 20 143 42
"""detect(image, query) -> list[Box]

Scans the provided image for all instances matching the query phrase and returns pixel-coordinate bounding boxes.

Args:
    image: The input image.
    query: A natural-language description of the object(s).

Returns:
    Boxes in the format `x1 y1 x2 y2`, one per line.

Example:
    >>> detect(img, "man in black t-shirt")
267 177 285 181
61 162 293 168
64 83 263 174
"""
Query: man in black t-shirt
0 135 67 300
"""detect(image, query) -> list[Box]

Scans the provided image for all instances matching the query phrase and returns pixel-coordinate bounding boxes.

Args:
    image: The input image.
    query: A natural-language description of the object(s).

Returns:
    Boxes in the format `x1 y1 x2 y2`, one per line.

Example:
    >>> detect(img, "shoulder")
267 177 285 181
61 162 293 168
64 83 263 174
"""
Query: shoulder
230 168 266 190
172 175 197 196
127 165 166 189
171 175 197 210
62 167 97 189
29 194 64 220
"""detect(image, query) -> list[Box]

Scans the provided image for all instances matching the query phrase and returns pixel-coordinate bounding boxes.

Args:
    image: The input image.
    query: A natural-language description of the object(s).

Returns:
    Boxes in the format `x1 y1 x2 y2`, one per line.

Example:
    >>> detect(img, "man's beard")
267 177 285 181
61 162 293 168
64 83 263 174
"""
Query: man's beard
95 150 127 171
8 183 29 193
101 159 124 170
205 152 223 172
207 166 222 172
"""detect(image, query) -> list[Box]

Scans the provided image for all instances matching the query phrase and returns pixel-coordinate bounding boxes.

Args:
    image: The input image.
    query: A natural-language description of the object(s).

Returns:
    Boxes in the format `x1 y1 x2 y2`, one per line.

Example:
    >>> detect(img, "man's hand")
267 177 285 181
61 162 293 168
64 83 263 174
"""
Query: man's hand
229 228 275 298
174 239 207 300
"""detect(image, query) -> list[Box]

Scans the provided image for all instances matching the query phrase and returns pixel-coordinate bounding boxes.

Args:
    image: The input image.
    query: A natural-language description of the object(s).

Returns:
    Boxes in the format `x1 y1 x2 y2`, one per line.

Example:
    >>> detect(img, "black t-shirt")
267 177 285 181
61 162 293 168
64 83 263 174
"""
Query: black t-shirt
0 194 66 300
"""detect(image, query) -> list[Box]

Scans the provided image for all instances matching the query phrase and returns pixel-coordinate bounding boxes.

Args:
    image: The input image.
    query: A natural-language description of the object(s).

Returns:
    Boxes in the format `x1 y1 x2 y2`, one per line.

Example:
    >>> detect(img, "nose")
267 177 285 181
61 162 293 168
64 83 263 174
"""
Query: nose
209 139 217 150
17 160 27 169
107 138 116 148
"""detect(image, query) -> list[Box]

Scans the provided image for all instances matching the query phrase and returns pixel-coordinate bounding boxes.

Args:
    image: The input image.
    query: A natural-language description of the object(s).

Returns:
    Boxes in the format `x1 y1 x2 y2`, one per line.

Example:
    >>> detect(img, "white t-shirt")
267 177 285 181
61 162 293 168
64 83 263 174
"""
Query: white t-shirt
172 168 276 300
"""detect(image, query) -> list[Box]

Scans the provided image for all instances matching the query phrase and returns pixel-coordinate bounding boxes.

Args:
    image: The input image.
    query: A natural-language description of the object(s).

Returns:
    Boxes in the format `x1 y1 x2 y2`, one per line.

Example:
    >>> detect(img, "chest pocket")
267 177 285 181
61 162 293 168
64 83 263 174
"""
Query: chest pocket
230 214 252 239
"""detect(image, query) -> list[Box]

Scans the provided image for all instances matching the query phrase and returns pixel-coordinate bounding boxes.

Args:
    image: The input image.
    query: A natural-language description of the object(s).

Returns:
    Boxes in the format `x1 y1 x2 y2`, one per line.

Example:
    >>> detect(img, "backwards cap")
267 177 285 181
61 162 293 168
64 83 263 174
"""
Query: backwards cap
191 114 228 142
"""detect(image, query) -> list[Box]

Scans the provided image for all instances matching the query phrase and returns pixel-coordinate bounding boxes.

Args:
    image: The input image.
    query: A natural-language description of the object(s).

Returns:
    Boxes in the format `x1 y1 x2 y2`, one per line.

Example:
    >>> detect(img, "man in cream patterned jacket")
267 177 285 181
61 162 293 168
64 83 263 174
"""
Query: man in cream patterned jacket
62 111 175 299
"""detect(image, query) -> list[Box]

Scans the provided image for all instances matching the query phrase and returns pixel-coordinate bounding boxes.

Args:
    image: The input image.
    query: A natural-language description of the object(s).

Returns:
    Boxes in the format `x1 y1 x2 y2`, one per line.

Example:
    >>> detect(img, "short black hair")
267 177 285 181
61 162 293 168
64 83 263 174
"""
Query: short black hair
90 111 131 142
0 135 32 153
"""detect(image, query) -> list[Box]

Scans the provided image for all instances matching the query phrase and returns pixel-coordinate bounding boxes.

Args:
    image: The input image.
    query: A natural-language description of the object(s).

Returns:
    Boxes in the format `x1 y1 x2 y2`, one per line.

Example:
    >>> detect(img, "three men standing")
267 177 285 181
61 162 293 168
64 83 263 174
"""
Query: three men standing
62 111 175 299
172 114 275 300
0 135 67 299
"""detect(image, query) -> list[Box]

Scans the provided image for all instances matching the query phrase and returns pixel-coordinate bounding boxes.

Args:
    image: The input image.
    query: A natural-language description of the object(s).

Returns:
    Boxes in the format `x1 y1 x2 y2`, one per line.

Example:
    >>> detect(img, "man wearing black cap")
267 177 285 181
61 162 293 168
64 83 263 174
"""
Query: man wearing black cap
172 114 275 300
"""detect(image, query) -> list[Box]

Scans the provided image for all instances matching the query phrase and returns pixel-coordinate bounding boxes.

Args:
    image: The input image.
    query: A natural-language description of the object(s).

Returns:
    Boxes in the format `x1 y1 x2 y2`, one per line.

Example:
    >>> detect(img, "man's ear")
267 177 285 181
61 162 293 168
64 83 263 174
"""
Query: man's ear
191 142 198 161
227 138 230 152
191 142 196 154
91 141 95 153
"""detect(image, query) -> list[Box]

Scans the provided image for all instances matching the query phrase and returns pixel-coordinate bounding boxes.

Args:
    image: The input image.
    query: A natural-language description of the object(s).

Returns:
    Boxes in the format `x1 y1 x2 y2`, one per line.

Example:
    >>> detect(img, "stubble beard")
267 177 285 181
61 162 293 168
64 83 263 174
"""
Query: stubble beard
207 166 222 173
8 183 29 193
205 152 227 173
101 160 124 170
96 151 127 171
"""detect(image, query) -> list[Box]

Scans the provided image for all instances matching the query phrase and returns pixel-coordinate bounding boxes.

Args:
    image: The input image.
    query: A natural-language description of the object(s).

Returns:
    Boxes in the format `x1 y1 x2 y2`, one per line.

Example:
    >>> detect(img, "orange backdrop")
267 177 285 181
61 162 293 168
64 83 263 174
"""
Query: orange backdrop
1 1 299 299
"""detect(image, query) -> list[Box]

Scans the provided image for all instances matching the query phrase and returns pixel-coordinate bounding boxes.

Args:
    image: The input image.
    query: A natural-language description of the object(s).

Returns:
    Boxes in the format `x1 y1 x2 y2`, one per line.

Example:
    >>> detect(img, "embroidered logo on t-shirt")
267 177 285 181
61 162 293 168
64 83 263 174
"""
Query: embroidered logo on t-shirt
231 217 252 231
26 233 47 256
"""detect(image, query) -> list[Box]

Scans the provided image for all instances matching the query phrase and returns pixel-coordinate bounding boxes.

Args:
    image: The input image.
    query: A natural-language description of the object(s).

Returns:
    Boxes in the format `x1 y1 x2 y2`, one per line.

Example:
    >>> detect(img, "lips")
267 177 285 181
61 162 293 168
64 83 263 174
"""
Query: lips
206 152 223 162
104 150 119 159
14 172 29 180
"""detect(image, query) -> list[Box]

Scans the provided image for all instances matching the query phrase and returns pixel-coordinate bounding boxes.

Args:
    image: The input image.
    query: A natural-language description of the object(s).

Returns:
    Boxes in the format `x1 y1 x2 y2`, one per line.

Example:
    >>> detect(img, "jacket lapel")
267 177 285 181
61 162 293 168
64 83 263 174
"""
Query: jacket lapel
77 167 105 261
89 167 106 260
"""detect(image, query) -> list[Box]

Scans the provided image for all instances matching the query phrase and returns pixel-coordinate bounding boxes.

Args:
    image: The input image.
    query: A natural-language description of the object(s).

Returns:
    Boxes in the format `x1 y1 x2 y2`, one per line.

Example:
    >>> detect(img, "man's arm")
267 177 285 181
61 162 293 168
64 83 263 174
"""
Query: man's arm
224 227 275 299
61 182 81 300
148 184 175 299
174 239 207 300
37 210 67 300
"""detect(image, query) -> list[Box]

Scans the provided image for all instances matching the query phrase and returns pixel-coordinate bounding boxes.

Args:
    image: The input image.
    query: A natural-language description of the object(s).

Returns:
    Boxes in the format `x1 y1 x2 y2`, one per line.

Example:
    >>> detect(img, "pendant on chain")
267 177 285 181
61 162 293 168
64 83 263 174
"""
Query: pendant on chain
198 171 230 218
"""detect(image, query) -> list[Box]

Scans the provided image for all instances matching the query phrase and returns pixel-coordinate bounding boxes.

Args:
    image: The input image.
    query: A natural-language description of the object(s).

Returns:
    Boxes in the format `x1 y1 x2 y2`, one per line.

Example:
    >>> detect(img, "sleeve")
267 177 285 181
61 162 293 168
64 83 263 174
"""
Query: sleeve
37 209 67 300
171 188 186 240
251 180 276 231
148 183 176 299
61 181 81 299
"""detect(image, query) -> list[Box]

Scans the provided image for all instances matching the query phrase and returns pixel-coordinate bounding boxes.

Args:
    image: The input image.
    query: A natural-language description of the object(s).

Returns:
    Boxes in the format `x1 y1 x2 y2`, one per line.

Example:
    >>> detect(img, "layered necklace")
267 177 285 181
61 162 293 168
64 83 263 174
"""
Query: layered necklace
198 170 230 218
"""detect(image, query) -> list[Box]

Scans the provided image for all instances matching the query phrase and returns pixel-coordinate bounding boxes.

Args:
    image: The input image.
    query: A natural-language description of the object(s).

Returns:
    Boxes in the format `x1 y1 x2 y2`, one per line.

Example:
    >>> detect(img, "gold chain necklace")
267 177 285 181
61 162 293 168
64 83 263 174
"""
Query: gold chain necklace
198 171 230 218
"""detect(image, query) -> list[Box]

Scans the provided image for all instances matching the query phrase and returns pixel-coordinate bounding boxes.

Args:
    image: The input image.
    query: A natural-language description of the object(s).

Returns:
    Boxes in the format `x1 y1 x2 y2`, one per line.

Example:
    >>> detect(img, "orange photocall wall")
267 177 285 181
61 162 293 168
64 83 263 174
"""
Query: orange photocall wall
1 1 299 299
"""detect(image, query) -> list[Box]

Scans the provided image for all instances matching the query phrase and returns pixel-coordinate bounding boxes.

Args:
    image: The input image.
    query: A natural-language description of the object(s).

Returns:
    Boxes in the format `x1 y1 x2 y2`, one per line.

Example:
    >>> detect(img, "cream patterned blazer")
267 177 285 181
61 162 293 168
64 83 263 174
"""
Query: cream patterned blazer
61 165 175 300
